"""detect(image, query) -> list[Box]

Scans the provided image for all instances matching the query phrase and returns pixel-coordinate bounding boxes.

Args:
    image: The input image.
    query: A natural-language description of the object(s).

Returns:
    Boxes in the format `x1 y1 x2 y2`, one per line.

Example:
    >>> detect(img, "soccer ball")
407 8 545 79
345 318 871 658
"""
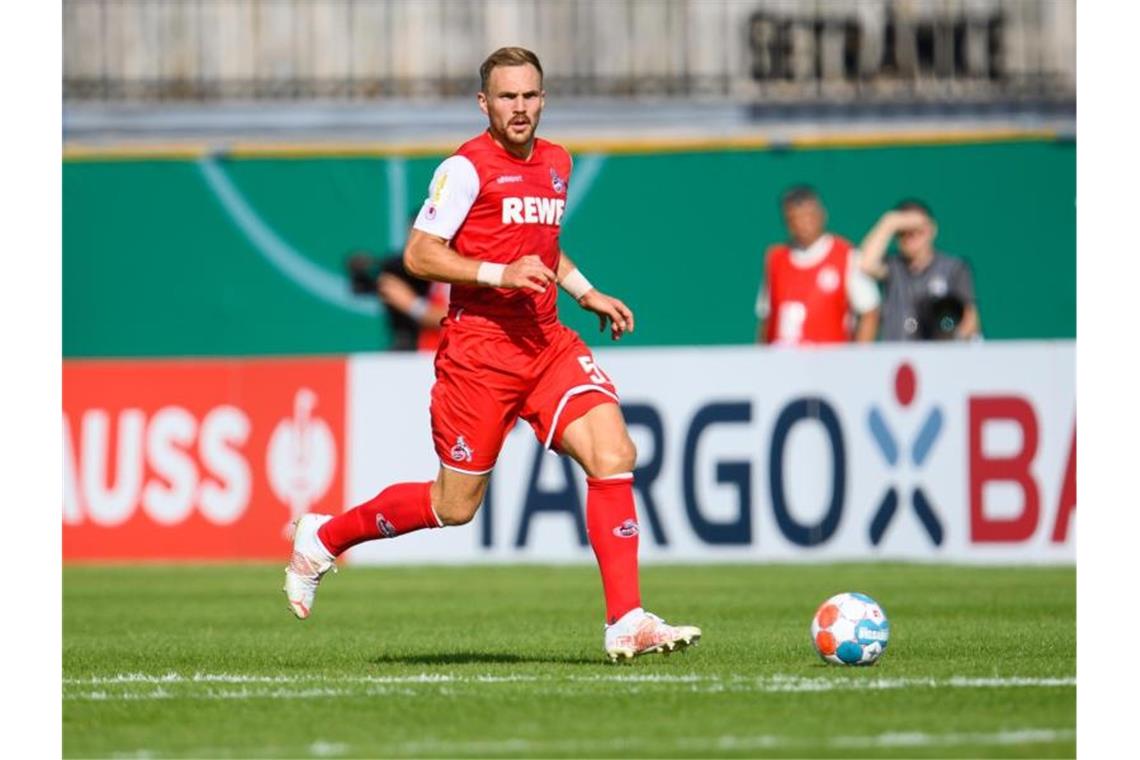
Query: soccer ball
810 592 890 665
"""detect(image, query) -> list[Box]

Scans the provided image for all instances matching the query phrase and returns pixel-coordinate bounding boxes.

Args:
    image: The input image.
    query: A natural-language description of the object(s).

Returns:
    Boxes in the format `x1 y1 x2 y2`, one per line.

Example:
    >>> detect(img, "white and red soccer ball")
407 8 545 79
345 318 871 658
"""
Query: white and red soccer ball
811 592 891 665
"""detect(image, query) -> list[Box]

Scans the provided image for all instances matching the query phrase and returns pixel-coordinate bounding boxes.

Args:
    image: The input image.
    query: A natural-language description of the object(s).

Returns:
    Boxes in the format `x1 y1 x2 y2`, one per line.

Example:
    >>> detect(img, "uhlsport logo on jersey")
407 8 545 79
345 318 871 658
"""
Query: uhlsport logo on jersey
266 388 338 537
501 196 566 225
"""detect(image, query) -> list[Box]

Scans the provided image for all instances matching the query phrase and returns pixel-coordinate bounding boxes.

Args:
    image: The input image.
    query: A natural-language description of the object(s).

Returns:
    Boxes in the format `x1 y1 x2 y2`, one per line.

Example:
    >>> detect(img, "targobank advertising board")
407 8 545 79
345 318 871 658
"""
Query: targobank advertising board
347 341 1074 565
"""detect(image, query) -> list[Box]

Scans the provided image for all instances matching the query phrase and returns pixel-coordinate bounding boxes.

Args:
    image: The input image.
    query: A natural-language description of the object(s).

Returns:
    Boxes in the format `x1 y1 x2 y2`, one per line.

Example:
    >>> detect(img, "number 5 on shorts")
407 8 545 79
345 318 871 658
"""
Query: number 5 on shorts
578 355 610 384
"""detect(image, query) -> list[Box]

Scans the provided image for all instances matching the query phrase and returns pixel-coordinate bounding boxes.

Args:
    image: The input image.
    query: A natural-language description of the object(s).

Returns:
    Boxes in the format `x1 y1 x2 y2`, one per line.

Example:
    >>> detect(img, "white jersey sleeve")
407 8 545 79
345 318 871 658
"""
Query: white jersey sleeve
412 155 480 240
846 249 882 314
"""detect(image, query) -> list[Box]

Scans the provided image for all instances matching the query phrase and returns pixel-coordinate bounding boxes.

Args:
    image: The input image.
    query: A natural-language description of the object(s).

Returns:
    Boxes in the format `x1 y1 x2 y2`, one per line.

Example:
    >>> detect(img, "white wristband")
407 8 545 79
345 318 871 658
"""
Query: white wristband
560 268 594 300
476 262 506 287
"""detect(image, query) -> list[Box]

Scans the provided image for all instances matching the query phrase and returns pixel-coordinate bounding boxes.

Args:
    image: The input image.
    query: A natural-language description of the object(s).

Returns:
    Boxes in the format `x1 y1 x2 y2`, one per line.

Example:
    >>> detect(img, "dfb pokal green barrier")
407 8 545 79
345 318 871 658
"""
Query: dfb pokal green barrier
64 136 1074 357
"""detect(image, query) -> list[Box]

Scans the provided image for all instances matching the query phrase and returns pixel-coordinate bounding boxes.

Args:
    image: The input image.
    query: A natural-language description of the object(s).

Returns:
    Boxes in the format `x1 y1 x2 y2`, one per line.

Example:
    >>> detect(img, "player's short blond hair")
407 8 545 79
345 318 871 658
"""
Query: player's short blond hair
479 47 544 93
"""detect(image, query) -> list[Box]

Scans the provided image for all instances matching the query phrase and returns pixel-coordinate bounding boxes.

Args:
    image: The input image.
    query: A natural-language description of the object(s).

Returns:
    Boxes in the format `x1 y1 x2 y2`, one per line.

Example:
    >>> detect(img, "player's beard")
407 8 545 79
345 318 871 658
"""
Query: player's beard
499 116 538 148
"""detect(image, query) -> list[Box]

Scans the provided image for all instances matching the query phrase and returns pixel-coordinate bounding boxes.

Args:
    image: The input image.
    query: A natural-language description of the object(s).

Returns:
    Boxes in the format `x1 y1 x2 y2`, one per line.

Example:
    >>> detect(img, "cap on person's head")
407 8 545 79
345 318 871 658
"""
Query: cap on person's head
781 185 821 209
895 198 935 221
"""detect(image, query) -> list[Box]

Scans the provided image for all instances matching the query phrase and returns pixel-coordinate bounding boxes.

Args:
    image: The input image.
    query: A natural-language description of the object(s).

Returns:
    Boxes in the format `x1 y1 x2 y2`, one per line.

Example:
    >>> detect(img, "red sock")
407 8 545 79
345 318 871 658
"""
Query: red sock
586 475 642 624
317 481 439 556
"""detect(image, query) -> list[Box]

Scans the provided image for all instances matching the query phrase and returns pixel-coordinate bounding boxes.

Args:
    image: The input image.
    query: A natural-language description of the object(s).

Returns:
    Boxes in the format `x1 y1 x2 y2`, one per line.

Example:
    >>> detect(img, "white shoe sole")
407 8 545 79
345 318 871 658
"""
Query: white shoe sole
607 630 702 663
283 515 321 620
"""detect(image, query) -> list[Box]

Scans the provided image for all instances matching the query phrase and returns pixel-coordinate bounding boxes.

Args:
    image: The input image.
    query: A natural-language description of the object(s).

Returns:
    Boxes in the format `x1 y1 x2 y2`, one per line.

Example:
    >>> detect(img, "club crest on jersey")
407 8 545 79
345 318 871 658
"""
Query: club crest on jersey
376 514 398 538
450 436 473 463
612 519 640 538
549 167 566 194
817 265 840 293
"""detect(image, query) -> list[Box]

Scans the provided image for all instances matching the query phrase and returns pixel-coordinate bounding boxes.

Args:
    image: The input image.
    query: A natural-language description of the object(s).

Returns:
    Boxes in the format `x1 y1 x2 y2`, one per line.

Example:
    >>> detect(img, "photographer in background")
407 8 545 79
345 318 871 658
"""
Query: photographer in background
347 251 449 351
859 199 981 341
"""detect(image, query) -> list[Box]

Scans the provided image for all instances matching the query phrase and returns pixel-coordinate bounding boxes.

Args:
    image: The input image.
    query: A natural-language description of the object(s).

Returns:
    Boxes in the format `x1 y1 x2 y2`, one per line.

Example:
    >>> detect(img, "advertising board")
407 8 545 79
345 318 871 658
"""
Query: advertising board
346 342 1075 565
63 358 346 559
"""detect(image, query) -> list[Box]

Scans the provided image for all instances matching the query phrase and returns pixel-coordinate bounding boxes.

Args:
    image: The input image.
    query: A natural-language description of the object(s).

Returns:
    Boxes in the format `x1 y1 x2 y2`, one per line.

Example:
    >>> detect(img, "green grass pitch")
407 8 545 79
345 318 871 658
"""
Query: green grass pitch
63 563 1075 758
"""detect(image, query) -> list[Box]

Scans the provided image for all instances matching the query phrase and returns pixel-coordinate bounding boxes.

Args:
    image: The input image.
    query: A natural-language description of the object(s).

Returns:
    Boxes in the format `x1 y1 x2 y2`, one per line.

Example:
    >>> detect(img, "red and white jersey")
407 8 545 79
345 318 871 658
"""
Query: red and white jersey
412 131 572 328
758 234 880 345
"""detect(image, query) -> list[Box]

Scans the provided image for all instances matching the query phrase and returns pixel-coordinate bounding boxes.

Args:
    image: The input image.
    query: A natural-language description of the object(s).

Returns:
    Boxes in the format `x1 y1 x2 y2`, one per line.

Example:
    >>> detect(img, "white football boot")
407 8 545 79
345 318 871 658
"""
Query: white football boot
604 607 702 662
283 513 336 620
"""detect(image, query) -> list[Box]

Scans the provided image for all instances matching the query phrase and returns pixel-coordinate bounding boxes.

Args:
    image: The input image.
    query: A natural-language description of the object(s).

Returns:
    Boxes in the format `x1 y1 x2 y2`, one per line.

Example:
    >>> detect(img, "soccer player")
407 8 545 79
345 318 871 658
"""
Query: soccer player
284 47 700 662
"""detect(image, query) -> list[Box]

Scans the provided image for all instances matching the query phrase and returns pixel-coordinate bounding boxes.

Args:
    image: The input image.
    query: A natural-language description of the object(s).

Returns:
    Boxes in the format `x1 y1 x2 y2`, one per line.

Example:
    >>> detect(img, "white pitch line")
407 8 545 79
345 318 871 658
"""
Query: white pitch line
825 728 1075 748
72 686 424 701
109 728 1075 760
308 741 348 758
64 672 540 686
387 728 1076 756
63 671 1075 701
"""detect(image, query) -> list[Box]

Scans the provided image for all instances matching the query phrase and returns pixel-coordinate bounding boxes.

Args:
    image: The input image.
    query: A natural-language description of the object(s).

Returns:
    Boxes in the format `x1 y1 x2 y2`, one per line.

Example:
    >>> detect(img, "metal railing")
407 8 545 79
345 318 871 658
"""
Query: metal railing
63 0 1075 103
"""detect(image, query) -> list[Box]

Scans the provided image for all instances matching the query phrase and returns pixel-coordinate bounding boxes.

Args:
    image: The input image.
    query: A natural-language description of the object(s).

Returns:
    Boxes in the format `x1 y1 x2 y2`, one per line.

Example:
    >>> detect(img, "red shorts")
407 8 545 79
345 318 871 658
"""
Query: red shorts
430 313 619 474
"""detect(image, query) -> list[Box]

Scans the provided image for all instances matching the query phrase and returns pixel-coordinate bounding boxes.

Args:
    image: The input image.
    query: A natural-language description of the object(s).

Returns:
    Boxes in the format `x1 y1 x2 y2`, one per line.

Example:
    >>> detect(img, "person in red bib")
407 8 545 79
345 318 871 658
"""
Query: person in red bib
756 186 881 345
284 47 700 662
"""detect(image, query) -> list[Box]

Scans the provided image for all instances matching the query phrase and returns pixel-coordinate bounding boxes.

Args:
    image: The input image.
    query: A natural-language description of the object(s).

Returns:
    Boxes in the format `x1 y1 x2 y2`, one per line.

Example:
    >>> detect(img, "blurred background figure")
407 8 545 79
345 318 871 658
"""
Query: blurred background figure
378 276 450 352
756 186 880 346
347 251 449 352
859 199 981 341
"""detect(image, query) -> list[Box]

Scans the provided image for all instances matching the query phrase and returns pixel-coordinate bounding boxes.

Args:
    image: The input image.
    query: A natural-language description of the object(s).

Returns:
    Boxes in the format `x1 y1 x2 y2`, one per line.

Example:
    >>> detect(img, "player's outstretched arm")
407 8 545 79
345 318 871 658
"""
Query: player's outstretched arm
404 229 555 293
557 252 634 341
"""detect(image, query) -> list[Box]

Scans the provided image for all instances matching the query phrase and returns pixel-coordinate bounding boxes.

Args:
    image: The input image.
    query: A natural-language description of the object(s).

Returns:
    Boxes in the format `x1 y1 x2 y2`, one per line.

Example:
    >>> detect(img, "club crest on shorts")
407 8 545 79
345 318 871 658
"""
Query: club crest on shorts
612 518 640 538
376 514 397 538
450 435 473 463
549 167 566 194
